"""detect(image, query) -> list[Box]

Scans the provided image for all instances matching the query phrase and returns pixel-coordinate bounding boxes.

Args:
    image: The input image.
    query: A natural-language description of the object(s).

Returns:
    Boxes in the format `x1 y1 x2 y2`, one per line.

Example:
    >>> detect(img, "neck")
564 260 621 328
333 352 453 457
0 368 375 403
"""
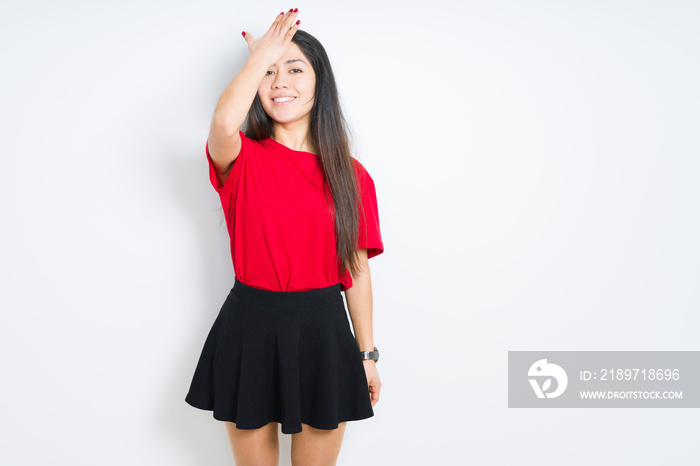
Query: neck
271 120 317 154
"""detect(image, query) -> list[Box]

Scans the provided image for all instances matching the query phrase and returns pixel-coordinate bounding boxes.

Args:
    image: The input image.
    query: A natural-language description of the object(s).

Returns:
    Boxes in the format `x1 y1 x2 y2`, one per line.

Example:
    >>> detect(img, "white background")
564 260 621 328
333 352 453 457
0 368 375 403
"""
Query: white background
1 0 699 464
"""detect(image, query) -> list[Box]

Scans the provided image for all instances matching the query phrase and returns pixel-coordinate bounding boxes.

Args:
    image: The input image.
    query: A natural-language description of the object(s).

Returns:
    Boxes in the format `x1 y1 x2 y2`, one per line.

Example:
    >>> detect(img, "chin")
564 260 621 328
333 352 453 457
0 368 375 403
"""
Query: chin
267 115 295 125
267 112 311 126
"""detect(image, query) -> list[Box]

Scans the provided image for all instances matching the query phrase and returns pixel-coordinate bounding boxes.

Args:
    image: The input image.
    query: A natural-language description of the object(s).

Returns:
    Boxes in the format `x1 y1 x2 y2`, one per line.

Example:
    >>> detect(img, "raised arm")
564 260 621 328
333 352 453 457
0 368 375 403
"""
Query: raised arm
208 9 301 183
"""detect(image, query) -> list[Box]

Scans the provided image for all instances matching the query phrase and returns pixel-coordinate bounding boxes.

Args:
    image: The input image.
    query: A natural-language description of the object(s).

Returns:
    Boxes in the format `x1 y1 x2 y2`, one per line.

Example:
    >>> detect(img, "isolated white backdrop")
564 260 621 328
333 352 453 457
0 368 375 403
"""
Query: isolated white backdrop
1 0 699 464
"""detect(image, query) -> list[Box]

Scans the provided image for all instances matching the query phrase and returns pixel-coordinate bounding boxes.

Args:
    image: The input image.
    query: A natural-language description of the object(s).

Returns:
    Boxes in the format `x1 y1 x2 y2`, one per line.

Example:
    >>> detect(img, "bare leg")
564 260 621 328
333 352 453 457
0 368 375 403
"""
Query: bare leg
224 421 280 466
290 422 347 466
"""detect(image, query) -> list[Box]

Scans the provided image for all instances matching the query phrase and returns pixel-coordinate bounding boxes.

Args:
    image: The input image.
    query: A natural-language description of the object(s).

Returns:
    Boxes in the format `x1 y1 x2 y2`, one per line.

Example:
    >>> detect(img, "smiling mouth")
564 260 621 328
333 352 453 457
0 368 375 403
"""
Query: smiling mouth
272 97 296 103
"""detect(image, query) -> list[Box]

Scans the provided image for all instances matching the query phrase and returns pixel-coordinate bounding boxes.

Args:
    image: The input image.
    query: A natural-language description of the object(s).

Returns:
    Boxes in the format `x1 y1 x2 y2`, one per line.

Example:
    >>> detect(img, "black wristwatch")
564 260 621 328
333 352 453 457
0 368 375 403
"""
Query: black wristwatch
360 346 379 363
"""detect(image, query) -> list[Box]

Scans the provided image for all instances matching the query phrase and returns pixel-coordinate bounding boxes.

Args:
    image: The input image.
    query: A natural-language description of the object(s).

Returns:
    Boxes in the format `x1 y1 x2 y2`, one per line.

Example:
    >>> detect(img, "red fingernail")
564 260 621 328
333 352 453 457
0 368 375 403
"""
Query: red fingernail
294 8 298 12
289 8 293 12
280 12 284 15
296 20 300 25
241 31 246 37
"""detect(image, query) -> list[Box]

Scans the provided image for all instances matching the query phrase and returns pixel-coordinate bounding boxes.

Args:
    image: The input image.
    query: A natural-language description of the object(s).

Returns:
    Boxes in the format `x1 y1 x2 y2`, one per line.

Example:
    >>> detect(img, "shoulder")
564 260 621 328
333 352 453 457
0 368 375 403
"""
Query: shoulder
350 157 374 182
240 131 267 153
350 157 378 194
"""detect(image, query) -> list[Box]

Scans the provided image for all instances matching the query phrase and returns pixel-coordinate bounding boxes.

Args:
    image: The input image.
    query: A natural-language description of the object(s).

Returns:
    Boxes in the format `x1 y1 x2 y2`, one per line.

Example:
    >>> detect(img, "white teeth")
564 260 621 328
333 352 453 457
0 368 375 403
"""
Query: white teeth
273 97 296 102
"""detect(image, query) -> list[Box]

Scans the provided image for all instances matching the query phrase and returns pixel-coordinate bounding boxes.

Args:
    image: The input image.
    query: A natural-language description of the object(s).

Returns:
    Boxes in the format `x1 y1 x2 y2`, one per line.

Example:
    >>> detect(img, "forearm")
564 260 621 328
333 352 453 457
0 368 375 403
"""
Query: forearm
344 253 375 353
212 52 271 132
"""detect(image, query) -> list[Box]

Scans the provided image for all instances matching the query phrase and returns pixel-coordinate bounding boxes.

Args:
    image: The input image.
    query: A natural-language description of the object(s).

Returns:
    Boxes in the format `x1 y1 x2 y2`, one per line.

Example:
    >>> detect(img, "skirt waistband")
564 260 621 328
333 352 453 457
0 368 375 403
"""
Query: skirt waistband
232 279 343 308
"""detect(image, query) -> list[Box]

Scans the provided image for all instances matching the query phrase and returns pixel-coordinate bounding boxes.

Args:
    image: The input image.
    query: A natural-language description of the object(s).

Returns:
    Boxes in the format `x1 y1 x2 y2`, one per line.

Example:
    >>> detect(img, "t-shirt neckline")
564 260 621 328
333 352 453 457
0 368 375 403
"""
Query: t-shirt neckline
265 137 318 156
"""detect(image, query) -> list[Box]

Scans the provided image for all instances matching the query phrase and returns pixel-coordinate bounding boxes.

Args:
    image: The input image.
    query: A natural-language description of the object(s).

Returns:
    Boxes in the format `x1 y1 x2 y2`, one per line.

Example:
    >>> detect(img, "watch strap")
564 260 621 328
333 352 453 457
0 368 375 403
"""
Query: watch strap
360 346 379 363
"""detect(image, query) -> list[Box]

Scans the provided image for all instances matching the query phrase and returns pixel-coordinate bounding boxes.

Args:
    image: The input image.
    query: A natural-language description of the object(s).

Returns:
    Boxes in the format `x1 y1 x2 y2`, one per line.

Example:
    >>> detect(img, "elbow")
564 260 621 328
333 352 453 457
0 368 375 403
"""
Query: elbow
211 113 240 135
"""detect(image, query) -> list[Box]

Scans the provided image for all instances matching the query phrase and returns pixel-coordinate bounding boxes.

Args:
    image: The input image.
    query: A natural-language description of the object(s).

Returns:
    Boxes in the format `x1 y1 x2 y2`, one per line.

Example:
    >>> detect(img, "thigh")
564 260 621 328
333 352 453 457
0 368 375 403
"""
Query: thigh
290 422 347 466
224 421 279 466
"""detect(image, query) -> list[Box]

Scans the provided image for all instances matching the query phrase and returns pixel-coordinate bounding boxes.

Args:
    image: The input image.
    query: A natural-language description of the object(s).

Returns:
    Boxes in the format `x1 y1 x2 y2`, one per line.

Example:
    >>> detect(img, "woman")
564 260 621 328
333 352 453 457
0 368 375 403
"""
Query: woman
185 9 384 465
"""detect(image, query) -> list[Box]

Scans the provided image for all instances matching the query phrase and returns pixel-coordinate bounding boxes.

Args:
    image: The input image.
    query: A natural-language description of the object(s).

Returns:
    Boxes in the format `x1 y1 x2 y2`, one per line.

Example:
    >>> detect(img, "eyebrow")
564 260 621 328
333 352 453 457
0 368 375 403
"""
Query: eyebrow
268 58 308 69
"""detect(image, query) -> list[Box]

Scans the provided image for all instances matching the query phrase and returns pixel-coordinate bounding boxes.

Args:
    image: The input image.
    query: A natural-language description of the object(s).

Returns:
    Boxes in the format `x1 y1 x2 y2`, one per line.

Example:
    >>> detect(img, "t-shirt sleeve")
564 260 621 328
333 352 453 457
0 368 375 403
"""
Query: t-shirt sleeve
205 130 249 194
356 163 384 259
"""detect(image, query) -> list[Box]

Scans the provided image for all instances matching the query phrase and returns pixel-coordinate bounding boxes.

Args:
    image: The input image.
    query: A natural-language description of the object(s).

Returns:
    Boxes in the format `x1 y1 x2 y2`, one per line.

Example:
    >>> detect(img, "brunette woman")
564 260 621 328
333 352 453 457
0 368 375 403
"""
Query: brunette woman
186 9 383 465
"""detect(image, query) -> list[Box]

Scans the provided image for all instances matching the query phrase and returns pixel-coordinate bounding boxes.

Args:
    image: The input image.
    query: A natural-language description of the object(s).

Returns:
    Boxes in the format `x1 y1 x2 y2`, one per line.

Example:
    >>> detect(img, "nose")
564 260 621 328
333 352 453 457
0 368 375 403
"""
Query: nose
272 72 288 89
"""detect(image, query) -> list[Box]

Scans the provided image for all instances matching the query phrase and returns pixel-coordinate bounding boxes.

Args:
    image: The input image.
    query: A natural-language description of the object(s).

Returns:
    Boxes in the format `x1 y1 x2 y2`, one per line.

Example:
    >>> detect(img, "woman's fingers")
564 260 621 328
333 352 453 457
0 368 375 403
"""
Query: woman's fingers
281 12 300 43
244 9 300 59
364 364 381 407
275 8 299 36
260 9 291 41
241 31 255 53
369 383 380 406
287 18 301 38
268 10 286 33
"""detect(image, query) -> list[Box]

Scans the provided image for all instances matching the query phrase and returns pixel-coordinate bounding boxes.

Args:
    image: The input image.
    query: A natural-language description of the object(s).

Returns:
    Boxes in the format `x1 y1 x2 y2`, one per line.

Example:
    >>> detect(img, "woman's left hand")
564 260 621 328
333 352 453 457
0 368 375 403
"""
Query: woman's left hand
363 360 381 407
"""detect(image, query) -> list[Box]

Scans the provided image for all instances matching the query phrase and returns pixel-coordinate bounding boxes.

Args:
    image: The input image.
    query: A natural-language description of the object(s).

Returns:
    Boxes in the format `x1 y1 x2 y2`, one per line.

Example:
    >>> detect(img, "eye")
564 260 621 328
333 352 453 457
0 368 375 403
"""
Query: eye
290 69 303 73
265 70 275 76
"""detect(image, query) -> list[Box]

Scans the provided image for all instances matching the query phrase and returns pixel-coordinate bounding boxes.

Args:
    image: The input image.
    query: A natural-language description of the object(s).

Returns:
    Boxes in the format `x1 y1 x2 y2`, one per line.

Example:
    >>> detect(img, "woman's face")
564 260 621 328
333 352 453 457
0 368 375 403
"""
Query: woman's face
258 42 316 128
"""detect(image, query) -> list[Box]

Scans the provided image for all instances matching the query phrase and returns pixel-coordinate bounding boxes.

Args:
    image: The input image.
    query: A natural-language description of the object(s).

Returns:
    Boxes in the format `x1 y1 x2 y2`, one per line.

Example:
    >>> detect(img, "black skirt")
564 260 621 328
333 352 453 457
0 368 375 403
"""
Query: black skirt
184 279 374 434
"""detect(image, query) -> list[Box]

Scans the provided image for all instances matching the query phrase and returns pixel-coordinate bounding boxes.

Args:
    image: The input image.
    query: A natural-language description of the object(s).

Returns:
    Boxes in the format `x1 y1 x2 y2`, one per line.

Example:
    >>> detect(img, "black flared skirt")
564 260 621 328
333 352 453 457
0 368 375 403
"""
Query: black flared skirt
184 279 374 434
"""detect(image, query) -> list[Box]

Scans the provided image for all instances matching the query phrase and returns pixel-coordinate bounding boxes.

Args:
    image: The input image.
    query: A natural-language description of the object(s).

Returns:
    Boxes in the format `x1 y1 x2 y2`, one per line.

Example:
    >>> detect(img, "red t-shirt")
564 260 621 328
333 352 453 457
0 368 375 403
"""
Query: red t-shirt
206 131 384 292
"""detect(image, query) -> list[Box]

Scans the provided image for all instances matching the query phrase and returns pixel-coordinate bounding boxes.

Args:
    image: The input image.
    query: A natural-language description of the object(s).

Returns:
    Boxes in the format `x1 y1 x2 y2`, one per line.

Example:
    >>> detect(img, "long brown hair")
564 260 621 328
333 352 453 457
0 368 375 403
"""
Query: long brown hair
243 30 365 279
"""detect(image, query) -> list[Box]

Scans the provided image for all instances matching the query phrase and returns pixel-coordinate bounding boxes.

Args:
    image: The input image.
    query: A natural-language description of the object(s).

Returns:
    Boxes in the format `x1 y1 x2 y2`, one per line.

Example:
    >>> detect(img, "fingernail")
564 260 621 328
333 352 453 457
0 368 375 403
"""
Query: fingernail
280 12 284 15
294 8 298 12
241 31 246 37
289 8 293 12
296 20 300 25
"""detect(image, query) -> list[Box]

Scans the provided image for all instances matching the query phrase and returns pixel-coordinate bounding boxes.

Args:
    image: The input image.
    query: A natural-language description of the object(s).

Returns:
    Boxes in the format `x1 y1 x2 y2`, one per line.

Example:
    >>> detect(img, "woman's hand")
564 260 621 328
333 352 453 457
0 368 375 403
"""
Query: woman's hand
242 9 301 64
207 9 301 169
363 360 381 407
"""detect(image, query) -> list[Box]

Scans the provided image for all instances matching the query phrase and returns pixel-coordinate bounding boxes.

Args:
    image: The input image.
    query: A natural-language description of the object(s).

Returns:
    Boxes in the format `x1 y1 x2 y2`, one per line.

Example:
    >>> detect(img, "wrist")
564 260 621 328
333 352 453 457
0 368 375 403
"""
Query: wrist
359 346 379 363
